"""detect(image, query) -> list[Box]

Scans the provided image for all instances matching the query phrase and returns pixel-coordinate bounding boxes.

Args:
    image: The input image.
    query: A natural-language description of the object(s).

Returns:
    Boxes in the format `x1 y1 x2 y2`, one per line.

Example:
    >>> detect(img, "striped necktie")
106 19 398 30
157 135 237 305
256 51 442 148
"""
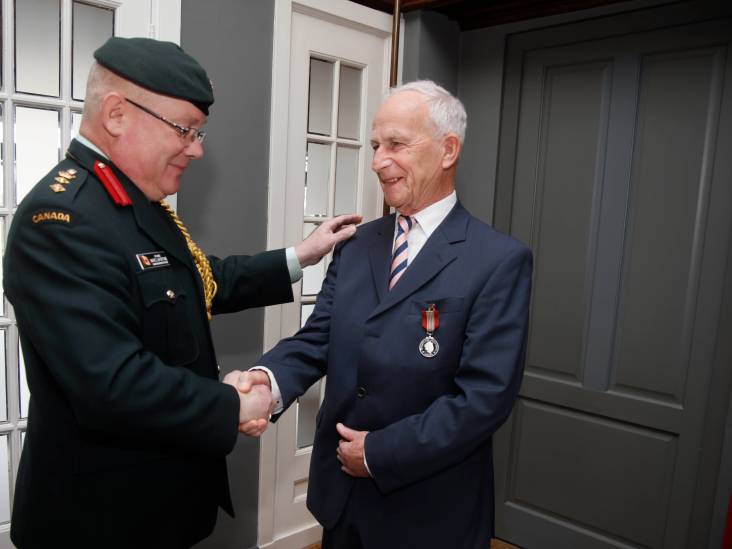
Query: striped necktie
389 215 413 290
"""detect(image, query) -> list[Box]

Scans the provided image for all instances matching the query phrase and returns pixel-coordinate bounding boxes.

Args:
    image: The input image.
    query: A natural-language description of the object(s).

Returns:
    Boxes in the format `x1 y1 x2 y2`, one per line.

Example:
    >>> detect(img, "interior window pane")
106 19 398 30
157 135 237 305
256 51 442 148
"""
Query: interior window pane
337 65 362 139
15 107 60 204
297 380 321 449
297 286 323 448
302 223 326 296
0 437 9 524
15 0 61 96
19 347 29 418
305 142 330 217
0 332 6 421
302 260 326 296
0 218 5 316
334 146 359 215
72 2 114 101
302 223 316 239
0 3 3 91
301 303 315 328
71 111 82 139
0 105 4 207
307 59 333 136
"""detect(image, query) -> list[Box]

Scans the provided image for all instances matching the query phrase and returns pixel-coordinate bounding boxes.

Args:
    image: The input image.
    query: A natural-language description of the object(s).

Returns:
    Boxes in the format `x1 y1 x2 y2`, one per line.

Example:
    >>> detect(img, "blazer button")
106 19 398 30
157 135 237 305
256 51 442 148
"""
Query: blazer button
356 386 367 398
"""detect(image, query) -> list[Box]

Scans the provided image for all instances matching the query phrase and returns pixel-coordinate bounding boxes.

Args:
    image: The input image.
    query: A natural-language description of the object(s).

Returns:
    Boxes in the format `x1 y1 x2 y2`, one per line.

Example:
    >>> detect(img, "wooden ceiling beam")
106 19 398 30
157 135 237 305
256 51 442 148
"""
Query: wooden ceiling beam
448 0 628 29
349 0 463 13
400 0 467 9
349 0 629 30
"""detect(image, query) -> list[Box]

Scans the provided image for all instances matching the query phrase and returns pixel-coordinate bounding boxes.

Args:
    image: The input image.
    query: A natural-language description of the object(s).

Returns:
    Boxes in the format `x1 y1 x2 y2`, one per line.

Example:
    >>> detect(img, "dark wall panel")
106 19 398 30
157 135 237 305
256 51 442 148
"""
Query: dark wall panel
509 400 677 548
402 10 460 94
614 49 723 403
519 62 610 381
181 1 275 548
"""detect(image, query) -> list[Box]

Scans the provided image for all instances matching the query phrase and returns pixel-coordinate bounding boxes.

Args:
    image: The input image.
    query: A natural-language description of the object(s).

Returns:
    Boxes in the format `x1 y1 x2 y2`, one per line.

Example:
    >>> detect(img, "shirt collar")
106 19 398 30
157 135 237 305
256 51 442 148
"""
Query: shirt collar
75 134 109 160
398 191 457 239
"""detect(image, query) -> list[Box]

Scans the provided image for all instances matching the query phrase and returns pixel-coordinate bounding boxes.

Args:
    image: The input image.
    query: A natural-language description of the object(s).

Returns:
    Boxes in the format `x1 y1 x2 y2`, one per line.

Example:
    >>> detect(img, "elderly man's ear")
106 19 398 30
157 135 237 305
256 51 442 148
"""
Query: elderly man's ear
100 93 127 137
441 133 461 169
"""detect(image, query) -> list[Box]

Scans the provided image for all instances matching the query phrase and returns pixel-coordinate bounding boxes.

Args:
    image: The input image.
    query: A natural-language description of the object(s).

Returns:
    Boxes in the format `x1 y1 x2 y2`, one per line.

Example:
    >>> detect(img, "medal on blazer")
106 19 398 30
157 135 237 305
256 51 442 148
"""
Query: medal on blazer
419 303 440 358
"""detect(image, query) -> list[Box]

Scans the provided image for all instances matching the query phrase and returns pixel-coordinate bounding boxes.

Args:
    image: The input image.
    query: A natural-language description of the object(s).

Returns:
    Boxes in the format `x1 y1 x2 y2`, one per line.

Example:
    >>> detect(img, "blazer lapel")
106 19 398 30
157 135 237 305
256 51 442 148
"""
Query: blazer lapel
368 214 397 303
368 202 469 320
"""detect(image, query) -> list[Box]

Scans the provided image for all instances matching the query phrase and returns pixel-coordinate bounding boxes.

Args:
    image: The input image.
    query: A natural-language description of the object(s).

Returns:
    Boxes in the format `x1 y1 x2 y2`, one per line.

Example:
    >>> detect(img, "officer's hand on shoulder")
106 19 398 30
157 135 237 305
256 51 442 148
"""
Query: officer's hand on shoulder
295 214 362 268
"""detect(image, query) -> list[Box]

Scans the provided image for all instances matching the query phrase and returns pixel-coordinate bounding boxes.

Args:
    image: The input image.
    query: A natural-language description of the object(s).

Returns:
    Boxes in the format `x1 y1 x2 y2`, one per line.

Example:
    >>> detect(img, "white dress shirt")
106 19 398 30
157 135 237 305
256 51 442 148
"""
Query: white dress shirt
394 191 457 265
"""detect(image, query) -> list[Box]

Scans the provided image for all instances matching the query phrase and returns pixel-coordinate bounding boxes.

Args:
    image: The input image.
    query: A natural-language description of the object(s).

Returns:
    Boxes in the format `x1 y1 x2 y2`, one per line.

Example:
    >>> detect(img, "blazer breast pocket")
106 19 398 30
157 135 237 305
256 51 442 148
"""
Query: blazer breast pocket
401 296 466 374
137 270 199 366
408 296 465 316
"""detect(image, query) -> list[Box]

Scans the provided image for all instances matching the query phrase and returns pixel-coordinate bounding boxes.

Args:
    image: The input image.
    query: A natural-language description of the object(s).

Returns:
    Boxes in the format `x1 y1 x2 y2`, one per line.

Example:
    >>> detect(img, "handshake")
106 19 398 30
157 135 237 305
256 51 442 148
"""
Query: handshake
222 369 274 437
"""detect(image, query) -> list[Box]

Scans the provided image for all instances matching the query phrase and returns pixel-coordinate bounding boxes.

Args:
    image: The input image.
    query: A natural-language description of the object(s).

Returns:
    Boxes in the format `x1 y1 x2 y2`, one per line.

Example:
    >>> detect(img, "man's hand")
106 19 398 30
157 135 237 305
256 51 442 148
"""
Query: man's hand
336 423 370 478
295 214 362 268
223 370 274 436
234 369 271 394
238 384 274 421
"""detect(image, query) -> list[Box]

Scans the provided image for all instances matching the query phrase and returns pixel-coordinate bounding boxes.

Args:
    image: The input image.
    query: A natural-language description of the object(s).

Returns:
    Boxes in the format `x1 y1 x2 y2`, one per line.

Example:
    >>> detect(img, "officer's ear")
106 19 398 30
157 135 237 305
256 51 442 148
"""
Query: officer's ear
99 93 127 137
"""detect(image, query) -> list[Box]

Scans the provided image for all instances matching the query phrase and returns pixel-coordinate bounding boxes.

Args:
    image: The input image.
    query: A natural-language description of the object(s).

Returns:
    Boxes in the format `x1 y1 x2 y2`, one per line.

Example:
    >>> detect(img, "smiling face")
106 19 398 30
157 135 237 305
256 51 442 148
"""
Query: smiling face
113 92 207 201
370 90 458 216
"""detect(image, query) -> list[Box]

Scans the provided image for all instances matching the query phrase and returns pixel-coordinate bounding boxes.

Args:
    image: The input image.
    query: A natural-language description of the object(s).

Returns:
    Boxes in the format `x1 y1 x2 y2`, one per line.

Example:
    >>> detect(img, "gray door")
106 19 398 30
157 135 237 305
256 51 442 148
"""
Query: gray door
493 5 732 548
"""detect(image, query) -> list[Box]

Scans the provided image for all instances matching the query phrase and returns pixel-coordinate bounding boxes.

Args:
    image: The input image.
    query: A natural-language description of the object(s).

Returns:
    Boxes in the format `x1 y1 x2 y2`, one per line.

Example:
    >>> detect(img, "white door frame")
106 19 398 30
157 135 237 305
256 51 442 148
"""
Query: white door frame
260 1 399 547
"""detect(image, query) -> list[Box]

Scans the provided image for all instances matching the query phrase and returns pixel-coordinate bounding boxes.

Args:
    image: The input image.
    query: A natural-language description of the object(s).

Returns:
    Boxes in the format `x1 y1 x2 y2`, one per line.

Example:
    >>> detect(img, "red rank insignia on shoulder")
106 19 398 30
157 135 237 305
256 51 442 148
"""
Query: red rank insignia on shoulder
93 161 132 207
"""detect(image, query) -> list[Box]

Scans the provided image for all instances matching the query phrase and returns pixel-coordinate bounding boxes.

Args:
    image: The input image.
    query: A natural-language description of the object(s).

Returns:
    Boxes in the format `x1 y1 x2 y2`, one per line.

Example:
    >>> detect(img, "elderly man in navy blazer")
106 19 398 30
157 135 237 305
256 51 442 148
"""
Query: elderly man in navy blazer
242 80 533 548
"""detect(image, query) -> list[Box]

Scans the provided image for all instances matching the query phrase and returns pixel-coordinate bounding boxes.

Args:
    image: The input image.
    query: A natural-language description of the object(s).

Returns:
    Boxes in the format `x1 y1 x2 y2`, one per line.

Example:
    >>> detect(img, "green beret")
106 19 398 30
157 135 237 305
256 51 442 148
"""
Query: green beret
94 37 214 115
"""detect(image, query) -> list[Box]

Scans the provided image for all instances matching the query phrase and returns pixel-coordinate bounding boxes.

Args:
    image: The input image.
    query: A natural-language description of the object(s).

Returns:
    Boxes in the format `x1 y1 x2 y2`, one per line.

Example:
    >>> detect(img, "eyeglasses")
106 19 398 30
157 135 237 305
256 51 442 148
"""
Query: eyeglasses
125 97 206 144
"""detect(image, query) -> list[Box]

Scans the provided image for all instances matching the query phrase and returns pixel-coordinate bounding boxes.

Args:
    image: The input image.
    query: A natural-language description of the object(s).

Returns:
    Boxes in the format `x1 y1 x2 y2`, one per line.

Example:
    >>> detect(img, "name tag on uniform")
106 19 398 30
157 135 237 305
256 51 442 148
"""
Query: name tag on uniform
136 251 170 270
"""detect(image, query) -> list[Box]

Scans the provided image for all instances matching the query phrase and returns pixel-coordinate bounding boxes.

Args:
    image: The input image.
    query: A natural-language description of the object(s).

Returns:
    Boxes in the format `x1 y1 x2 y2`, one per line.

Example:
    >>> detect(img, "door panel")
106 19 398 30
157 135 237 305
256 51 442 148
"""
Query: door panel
272 11 388 539
260 2 391 546
614 48 722 403
515 62 611 384
494 13 732 549
509 400 676 547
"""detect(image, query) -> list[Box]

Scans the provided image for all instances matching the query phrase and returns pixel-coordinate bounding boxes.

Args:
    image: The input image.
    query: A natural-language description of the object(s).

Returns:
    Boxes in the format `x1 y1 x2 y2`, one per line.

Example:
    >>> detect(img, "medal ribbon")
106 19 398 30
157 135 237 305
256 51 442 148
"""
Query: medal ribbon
421 304 440 334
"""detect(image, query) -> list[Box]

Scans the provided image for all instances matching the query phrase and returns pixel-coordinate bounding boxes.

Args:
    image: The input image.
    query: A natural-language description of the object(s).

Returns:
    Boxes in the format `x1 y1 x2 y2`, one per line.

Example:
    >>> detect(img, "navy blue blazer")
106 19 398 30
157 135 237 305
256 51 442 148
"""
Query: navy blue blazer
261 202 532 548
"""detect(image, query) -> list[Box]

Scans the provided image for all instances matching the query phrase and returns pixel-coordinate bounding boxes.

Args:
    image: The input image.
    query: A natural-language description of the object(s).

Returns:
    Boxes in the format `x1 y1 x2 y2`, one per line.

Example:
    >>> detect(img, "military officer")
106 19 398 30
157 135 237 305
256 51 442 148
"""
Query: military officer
3 37 360 548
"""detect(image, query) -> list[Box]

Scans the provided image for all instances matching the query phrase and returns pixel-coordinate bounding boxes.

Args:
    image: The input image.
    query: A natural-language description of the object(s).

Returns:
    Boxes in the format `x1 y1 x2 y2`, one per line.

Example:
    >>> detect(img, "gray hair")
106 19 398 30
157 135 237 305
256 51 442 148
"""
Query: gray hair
388 80 467 143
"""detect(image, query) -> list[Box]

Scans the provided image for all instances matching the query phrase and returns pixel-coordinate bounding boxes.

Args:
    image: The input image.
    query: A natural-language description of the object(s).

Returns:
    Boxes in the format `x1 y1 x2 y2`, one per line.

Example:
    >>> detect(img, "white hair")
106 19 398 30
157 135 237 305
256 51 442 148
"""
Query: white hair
388 80 467 143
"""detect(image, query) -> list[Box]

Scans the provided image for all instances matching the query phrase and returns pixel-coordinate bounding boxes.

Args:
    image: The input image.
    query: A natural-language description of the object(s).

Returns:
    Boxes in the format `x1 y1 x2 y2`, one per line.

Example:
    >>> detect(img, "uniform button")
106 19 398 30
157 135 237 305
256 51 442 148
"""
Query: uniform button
166 289 176 300
356 386 367 398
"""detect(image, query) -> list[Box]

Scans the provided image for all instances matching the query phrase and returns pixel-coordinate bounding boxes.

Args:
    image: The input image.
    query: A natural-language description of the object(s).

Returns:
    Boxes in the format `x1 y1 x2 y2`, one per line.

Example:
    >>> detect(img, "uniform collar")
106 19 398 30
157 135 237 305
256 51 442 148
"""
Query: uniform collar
75 133 108 159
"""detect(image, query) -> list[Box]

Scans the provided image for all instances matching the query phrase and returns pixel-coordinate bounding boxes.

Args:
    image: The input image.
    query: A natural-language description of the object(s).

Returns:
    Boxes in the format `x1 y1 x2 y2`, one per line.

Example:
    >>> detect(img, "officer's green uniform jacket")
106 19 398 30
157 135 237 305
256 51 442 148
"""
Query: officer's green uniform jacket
3 140 294 548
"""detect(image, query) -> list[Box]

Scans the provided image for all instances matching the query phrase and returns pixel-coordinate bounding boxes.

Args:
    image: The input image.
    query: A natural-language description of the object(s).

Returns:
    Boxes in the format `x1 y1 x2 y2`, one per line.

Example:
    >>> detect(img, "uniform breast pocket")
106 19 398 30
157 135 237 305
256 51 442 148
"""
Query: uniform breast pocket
137 271 199 366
